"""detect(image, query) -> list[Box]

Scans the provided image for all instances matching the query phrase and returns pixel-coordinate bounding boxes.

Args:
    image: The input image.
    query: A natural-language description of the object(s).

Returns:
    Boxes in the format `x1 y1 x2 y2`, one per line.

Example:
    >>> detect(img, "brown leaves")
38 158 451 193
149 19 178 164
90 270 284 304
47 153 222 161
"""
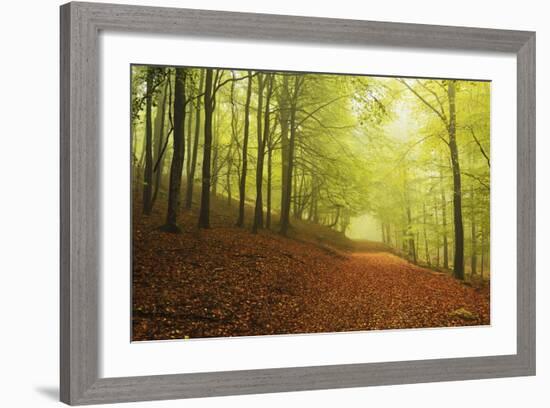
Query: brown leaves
132 201 489 341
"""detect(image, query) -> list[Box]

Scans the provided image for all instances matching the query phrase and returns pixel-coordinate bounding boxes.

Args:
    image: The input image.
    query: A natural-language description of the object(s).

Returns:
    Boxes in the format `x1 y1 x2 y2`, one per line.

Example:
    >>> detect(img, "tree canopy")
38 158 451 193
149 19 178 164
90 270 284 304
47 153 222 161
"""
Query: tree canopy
131 65 490 281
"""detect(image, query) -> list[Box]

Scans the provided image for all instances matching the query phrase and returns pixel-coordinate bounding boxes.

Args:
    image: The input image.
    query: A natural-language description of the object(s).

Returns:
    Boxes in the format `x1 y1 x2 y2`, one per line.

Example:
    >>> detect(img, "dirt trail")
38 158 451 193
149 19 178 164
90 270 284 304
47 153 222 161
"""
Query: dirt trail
303 251 490 332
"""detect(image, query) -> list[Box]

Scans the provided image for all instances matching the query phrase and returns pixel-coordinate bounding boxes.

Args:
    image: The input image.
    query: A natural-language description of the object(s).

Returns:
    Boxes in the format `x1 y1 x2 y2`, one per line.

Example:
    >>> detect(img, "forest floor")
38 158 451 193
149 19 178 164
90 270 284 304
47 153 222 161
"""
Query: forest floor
132 193 490 341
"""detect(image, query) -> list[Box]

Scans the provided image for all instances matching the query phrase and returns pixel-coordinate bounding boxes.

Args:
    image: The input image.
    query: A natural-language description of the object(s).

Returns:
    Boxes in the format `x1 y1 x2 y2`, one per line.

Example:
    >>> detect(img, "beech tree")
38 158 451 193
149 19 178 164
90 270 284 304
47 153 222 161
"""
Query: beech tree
161 67 187 232
198 68 214 229
236 71 252 227
142 67 154 215
399 79 465 279
185 69 204 209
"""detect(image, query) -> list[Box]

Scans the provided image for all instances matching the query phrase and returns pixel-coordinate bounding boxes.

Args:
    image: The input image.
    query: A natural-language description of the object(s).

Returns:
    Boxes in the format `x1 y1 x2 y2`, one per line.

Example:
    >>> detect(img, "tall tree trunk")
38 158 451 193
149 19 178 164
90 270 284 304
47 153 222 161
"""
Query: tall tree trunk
212 109 219 198
448 80 465 280
308 177 316 222
132 122 141 191
470 185 477 276
136 132 146 185
185 69 204 209
152 77 169 207
313 182 319 224
295 165 307 219
225 132 233 207
162 68 187 232
423 202 431 266
434 196 440 267
237 72 252 227
225 75 238 208
226 157 232 206
280 76 300 236
415 232 420 261
266 139 272 228
292 165 300 219
279 75 290 225
252 73 270 233
198 68 214 229
406 205 417 264
142 68 154 215
132 122 139 167
292 169 297 218
251 73 264 232
186 102 193 179
403 168 416 264
440 171 449 269
480 221 485 280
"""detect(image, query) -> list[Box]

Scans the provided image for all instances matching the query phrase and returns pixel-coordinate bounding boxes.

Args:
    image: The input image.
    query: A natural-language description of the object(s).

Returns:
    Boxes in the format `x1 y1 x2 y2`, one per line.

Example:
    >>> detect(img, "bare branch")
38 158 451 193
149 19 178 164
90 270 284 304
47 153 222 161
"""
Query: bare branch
398 79 448 125
466 126 490 167
462 171 490 190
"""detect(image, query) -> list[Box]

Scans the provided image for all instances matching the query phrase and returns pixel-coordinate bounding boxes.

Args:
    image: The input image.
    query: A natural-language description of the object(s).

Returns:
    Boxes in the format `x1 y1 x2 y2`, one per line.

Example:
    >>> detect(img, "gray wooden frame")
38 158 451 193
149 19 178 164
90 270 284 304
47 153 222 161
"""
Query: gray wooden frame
60 1 536 405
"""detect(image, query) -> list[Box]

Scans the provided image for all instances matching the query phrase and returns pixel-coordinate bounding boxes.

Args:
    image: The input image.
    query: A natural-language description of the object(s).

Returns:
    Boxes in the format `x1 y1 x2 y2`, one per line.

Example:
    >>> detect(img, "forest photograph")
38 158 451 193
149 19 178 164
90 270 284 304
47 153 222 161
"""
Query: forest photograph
131 65 491 341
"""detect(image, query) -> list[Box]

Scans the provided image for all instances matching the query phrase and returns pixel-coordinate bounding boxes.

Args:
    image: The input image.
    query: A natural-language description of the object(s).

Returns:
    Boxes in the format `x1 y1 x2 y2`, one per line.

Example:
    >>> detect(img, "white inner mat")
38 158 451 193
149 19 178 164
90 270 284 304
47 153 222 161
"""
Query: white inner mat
100 31 517 378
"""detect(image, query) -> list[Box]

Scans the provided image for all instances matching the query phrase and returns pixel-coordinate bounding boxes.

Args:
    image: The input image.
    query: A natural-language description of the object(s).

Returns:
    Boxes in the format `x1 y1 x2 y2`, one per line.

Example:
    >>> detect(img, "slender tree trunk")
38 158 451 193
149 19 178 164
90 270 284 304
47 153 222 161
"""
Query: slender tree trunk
406 205 417 264
281 101 295 235
225 131 233 207
470 185 477 277
162 68 186 231
280 76 301 236
440 172 449 269
423 202 431 266
415 232 420 261
253 73 271 233
132 122 139 167
151 78 169 207
295 166 307 219
312 178 319 224
226 158 232 206
186 102 193 178
237 72 252 227
434 197 440 267
307 181 314 222
279 76 290 225
198 68 214 229
185 69 204 209
403 168 416 263
142 68 154 215
448 80 465 280
132 122 141 191
136 133 146 185
252 73 264 232
212 109 219 198
225 76 238 208
292 165 300 219
266 139 272 228
480 222 485 282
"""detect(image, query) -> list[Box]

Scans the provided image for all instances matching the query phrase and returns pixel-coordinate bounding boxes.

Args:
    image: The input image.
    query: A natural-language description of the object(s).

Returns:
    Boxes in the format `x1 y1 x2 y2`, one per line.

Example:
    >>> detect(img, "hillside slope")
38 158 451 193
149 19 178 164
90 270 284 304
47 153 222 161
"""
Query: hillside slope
132 194 489 340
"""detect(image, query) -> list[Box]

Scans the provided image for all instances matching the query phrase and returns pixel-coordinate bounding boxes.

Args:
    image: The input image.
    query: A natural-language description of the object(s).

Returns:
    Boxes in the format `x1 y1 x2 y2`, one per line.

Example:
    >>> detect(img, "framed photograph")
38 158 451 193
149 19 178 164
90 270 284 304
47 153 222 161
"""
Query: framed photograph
60 1 535 405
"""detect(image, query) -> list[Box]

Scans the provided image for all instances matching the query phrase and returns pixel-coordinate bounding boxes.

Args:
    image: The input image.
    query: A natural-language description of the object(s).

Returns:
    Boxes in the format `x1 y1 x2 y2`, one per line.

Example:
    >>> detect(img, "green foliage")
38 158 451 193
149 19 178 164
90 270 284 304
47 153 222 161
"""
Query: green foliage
131 65 491 279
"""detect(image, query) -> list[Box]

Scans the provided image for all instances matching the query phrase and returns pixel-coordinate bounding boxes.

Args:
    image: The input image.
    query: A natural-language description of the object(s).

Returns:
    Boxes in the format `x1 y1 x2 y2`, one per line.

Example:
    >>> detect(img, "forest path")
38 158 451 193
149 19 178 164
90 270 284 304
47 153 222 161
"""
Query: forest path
132 206 490 340
311 250 489 332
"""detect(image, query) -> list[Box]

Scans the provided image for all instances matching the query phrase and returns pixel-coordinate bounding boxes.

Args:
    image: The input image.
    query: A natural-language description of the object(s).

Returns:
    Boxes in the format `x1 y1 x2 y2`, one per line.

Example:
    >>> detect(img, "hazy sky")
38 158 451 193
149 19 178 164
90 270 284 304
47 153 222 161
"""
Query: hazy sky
346 213 383 241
